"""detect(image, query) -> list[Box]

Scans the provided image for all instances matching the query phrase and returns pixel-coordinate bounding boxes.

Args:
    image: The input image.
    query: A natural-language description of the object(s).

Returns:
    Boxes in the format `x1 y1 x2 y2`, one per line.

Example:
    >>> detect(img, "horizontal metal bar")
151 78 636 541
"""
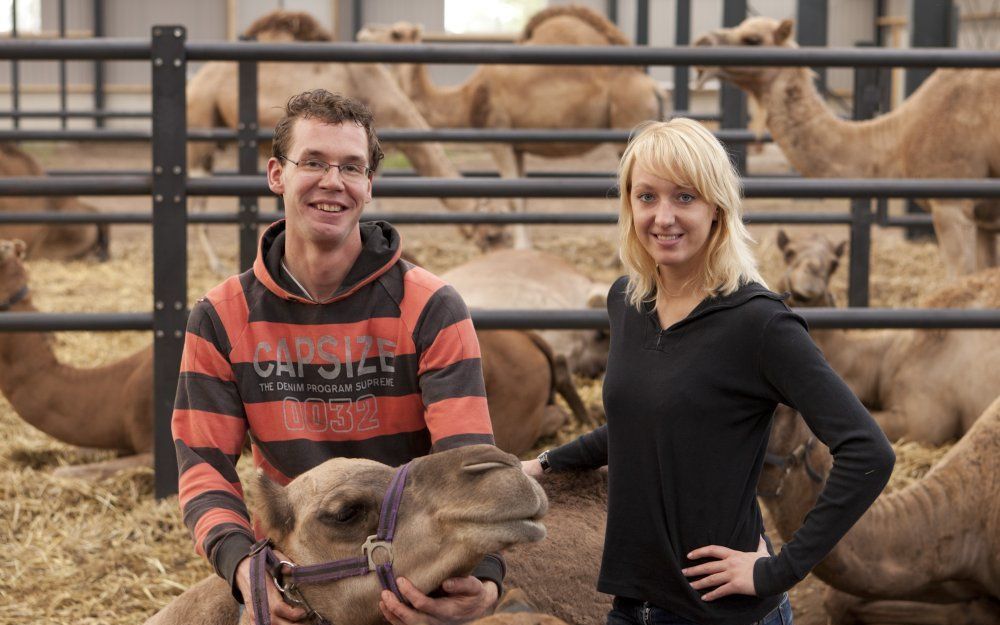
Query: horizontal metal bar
0 38 150 60
1 308 996 332
0 176 996 200
185 41 1000 68
0 312 153 331
0 129 151 141
0 109 150 119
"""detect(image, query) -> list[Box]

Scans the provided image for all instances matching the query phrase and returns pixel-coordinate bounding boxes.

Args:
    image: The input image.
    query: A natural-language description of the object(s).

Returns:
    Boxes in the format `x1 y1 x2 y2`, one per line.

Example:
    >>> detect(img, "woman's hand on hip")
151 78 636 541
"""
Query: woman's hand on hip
682 536 769 601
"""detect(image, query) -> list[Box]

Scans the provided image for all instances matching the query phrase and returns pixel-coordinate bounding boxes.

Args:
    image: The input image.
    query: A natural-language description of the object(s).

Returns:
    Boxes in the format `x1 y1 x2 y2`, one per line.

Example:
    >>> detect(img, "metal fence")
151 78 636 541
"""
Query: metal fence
0 33 998 496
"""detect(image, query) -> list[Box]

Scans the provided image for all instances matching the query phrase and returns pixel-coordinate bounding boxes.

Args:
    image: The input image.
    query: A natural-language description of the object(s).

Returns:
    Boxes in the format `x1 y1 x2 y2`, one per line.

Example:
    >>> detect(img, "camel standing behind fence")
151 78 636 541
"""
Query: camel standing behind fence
694 17 999 277
187 11 510 273
0 142 108 261
358 5 667 249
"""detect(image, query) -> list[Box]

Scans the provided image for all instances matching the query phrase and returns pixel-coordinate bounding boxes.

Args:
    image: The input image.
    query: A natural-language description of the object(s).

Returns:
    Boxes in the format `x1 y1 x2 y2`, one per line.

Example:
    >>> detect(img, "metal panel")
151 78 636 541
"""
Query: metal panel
151 25 187 500
237 57 259 272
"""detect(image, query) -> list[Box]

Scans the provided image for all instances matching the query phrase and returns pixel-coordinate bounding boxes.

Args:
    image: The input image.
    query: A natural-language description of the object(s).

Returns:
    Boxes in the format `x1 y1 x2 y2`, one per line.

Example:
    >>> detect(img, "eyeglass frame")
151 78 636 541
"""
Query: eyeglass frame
277 155 373 181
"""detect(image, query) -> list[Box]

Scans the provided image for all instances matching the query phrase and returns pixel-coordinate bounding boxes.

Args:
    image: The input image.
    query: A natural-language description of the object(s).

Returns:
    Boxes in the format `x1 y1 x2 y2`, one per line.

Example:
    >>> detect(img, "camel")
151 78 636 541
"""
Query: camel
442 249 610 378
143 444 549 625
0 142 108 261
776 230 1000 444
0 240 582 477
759 397 1000 624
358 5 668 249
0 239 152 480
186 11 508 273
694 17 1000 277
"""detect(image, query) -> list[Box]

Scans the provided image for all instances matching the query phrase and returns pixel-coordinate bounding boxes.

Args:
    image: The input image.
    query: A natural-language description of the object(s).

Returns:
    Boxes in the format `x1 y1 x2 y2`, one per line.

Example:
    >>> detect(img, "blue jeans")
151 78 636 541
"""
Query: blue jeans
607 594 792 625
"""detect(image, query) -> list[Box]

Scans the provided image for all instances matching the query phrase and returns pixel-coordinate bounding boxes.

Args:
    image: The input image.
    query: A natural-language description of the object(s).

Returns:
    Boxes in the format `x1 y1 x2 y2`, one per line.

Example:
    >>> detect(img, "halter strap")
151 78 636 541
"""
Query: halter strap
0 285 28 311
760 437 824 498
249 461 413 625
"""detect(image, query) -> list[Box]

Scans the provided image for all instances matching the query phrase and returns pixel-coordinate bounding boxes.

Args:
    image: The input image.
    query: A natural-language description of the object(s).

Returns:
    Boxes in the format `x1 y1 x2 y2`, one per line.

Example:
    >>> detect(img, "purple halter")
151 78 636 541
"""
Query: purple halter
249 461 412 625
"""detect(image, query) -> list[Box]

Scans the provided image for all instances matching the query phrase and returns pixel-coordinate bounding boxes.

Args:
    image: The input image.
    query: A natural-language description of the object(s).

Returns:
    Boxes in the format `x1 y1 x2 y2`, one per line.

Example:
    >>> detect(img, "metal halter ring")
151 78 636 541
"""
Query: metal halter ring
362 535 394 572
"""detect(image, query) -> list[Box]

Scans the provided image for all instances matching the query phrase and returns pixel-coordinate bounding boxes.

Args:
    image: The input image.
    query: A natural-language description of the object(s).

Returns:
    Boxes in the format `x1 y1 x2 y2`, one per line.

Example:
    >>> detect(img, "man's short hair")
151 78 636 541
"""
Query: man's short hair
272 90 385 173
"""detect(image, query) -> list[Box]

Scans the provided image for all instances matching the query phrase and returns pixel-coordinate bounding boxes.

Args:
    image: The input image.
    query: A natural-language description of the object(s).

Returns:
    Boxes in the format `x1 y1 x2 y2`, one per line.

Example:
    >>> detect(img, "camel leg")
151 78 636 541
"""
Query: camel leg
870 408 919 444
52 451 153 481
929 199 977 277
189 166 227 276
972 200 998 269
489 144 531 250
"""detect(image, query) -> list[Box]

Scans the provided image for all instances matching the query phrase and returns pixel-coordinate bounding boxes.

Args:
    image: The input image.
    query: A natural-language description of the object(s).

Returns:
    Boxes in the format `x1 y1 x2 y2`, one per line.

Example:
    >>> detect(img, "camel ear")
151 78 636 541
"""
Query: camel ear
834 239 847 259
495 589 538 614
253 472 296 541
13 239 26 260
776 229 790 251
774 19 794 45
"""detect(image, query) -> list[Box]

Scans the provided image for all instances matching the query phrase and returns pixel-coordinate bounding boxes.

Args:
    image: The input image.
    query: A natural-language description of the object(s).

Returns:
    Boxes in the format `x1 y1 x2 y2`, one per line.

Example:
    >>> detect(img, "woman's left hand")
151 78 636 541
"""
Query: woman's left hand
379 576 498 625
682 536 769 601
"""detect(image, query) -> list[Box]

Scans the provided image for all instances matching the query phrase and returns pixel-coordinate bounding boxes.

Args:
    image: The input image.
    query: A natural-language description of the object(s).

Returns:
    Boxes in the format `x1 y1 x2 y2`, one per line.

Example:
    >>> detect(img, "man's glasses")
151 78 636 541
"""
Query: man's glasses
278 156 371 182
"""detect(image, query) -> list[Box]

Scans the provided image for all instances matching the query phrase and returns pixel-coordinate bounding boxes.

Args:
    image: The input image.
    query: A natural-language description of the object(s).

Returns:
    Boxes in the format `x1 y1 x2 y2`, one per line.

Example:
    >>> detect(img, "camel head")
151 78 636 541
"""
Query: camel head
758 404 831 505
775 229 845 307
356 22 424 95
459 198 519 251
693 17 797 97
0 239 28 305
251 444 547 625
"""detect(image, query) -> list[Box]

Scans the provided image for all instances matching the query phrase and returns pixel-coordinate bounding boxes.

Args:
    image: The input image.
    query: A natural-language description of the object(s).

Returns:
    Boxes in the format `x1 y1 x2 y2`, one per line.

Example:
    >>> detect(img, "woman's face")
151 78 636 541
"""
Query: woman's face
630 164 718 277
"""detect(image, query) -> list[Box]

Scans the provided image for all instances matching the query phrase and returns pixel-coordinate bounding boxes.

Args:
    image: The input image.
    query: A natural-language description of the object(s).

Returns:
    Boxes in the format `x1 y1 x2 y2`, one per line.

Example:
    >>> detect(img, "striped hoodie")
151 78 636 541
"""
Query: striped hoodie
172 220 497 596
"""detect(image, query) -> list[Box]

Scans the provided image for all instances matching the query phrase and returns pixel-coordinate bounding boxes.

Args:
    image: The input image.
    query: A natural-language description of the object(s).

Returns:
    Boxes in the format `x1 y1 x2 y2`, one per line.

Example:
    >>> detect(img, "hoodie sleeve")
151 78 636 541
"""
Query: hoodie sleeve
752 311 895 597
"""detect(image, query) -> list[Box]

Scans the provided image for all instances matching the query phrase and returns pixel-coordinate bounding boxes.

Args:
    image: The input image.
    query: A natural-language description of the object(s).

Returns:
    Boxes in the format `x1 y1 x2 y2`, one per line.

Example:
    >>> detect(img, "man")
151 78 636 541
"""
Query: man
172 90 501 625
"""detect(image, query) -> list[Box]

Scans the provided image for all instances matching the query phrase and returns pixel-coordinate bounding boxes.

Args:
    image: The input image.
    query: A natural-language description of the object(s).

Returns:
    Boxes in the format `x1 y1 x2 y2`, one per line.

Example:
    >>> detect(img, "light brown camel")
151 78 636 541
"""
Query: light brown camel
0 142 108 261
0 239 151 479
442 249 610 378
694 17 1000 277
759 398 1000 624
358 5 667 249
776 230 1000 444
187 11 507 273
143 444 548 625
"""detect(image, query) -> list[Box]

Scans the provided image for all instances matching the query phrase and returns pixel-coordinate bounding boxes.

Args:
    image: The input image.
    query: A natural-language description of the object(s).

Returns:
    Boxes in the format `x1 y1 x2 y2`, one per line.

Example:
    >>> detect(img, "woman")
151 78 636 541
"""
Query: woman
523 118 894 625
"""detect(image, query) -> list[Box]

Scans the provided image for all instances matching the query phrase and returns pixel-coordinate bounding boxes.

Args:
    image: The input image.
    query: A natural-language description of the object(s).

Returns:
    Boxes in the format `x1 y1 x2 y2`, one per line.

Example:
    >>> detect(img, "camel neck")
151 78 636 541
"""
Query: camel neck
810 328 895 405
408 63 479 128
757 68 903 178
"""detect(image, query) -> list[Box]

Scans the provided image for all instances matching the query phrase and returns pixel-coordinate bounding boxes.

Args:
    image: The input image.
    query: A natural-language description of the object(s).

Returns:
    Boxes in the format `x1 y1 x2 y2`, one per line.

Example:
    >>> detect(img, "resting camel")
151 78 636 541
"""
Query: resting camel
143 444 548 625
759 398 1000 624
442 249 610 378
0 240 579 477
694 17 1000 277
0 239 151 479
358 5 667 248
0 142 108 261
776 230 1000 444
187 11 507 273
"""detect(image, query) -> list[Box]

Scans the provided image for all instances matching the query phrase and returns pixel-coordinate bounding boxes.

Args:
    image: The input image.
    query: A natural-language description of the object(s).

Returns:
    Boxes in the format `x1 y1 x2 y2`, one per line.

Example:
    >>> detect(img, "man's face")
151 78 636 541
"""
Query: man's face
266 117 373 249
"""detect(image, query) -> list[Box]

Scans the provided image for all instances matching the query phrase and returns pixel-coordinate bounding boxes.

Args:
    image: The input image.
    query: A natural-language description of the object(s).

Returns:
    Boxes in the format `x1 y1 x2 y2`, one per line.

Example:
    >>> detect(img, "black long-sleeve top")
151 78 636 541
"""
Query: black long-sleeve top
548 278 894 625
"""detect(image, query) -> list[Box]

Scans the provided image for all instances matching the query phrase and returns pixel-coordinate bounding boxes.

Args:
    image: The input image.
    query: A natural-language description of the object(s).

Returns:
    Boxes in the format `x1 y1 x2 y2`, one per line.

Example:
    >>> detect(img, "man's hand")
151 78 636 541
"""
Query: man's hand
235 550 308 624
682 536 769 601
521 459 544 479
379 576 499 625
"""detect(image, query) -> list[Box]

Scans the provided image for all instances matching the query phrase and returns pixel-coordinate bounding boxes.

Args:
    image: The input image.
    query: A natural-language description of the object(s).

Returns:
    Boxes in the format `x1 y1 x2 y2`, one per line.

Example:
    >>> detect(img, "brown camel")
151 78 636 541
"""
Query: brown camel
442 249 610 378
187 11 507 273
776 230 1000 444
358 5 667 249
759 397 1000 624
0 142 108 261
694 17 1000 277
0 239 151 479
143 444 548 625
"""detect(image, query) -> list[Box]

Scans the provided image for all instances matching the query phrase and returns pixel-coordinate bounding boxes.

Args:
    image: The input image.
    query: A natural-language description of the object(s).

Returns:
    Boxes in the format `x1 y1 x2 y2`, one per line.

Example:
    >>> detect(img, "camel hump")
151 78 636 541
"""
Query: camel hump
243 10 332 42
520 5 630 45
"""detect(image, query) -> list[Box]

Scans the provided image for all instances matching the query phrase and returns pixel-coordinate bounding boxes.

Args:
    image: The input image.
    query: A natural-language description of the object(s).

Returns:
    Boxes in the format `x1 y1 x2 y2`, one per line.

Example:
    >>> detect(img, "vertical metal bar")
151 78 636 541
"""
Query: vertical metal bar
351 0 362 43
796 0 828 93
905 0 952 240
635 0 649 46
848 56 877 308
10 0 19 129
721 0 747 174
93 0 105 128
874 0 886 47
607 0 618 27
238 57 259 272
58 0 67 129
673 0 690 113
151 25 188 499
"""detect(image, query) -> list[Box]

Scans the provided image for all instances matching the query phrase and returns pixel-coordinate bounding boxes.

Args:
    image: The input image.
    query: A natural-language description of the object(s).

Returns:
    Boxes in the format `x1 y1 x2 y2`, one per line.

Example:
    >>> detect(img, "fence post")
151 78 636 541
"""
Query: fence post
673 0 690 114
721 0 747 174
151 25 188 499
848 49 878 308
796 0 828 93
238 57 259 272
93 0 105 128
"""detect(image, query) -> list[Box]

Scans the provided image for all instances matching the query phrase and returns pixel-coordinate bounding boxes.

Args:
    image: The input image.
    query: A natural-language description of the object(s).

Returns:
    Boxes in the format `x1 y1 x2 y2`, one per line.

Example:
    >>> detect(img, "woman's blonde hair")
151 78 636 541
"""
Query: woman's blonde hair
617 118 764 309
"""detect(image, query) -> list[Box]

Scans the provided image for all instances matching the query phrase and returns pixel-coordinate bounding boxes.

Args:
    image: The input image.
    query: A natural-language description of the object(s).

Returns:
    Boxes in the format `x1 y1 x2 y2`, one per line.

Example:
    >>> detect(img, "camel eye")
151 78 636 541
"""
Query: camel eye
320 502 366 525
391 31 402 41
783 250 796 262
742 35 763 45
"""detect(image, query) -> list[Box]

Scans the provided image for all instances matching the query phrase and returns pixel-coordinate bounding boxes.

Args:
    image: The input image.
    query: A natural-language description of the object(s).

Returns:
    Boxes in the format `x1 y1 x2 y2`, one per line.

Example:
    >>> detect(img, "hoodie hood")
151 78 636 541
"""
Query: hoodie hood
643 281 788 331
252 219 402 304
